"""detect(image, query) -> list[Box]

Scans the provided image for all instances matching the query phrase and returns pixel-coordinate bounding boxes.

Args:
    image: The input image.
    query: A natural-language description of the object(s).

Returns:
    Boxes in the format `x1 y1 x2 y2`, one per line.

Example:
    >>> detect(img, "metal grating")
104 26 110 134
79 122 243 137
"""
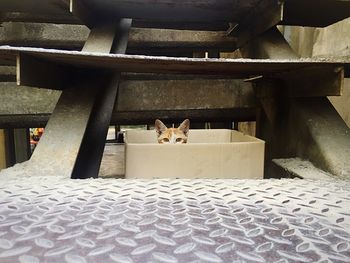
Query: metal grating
0 176 349 262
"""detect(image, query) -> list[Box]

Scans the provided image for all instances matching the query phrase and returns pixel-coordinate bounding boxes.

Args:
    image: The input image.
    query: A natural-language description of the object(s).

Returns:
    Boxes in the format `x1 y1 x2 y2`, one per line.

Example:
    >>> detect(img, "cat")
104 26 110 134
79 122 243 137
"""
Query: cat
155 119 190 144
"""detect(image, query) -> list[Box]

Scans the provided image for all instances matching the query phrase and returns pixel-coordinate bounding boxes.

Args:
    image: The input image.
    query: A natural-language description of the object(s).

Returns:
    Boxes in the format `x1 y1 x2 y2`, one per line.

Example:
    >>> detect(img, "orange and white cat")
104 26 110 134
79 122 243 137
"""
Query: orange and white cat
155 119 190 144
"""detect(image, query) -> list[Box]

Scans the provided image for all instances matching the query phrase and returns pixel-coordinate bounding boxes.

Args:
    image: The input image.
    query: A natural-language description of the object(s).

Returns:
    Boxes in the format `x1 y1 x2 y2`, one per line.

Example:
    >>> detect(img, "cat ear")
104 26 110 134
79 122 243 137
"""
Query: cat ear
178 119 190 136
155 119 167 137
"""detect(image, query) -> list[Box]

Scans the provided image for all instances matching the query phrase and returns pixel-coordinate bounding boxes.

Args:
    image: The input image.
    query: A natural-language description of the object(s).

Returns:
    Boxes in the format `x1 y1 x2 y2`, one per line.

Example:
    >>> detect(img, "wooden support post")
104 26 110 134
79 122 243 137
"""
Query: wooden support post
241 26 350 178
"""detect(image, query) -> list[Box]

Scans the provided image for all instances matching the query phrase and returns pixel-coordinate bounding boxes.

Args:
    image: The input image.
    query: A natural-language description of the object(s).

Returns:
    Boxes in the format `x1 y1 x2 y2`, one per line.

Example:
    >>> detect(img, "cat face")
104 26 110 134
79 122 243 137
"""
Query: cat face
155 119 190 144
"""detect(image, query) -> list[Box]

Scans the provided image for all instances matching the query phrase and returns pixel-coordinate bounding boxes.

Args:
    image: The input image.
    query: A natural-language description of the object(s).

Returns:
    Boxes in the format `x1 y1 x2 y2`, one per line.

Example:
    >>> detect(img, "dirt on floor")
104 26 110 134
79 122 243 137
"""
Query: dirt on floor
99 143 125 178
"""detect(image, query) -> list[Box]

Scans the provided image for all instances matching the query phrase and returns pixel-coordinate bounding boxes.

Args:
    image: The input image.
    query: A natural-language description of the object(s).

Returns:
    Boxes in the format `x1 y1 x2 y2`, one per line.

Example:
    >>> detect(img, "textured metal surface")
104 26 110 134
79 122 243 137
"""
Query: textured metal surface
0 177 349 262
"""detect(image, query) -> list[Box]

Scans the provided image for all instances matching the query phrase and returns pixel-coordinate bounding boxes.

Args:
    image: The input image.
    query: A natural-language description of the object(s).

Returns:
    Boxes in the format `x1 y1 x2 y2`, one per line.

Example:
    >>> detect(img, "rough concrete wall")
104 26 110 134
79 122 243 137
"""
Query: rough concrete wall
312 19 350 127
329 79 350 127
117 79 254 111
0 83 60 115
283 18 350 127
313 19 350 57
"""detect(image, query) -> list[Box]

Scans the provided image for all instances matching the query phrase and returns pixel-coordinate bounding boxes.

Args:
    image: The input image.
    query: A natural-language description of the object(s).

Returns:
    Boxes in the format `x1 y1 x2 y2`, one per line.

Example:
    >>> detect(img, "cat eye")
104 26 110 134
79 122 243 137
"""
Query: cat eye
176 138 183 142
162 138 169 142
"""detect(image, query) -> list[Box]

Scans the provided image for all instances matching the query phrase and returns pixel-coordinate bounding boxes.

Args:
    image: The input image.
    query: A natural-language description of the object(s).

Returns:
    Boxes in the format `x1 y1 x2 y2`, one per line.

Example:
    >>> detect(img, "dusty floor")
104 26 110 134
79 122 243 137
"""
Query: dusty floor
99 143 125 178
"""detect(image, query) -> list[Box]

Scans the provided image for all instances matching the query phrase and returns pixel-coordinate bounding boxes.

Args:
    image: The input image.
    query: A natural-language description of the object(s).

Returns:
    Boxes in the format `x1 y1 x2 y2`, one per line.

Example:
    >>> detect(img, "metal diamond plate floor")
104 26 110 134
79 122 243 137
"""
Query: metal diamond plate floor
0 176 349 263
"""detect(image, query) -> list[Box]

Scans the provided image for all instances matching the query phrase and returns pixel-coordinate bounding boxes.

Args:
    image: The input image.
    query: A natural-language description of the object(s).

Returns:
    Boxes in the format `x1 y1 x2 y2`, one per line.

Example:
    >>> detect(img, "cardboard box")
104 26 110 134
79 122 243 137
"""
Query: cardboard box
125 129 265 179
